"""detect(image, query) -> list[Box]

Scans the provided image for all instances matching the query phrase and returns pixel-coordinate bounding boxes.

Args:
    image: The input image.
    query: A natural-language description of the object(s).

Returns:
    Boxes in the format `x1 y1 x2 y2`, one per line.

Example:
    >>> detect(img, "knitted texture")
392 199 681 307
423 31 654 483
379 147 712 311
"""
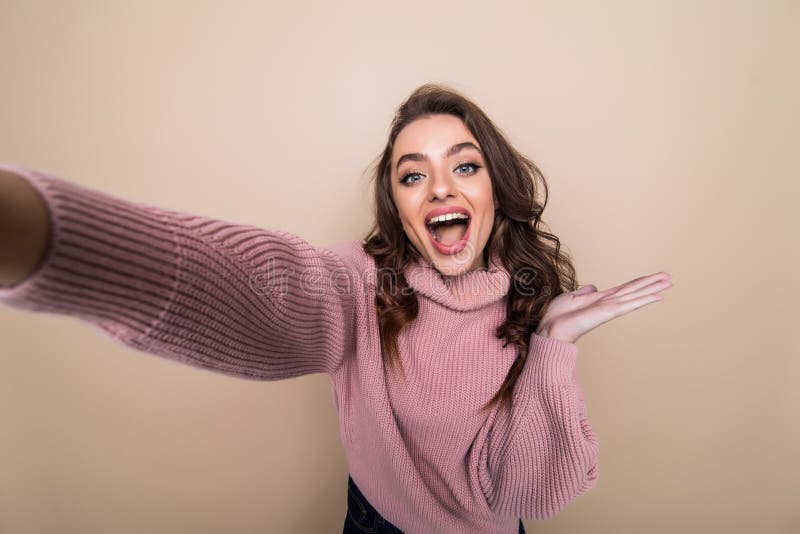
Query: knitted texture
0 163 599 533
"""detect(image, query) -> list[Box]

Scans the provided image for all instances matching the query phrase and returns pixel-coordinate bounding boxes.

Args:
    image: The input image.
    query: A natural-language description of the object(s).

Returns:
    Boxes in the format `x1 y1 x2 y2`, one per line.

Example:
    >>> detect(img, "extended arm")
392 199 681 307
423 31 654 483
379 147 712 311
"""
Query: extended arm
0 163 357 379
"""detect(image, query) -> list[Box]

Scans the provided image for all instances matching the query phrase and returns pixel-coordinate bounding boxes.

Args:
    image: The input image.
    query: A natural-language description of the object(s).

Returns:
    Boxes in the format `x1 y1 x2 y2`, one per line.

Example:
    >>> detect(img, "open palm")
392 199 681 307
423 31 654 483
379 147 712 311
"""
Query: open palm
536 272 673 343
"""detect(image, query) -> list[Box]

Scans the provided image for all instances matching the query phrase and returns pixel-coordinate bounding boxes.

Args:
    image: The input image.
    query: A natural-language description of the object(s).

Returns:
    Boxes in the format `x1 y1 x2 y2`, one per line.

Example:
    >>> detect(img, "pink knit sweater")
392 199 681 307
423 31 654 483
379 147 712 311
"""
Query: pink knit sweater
0 163 599 533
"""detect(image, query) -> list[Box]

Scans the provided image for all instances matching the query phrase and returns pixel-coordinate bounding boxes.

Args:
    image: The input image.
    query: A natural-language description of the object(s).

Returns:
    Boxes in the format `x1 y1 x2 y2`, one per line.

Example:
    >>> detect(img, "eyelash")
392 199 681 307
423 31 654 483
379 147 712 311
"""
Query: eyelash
399 161 482 185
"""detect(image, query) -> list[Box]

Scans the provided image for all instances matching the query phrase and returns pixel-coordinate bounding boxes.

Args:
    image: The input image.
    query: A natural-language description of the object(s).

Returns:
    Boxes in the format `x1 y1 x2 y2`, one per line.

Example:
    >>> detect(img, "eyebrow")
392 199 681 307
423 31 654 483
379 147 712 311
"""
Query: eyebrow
395 142 482 173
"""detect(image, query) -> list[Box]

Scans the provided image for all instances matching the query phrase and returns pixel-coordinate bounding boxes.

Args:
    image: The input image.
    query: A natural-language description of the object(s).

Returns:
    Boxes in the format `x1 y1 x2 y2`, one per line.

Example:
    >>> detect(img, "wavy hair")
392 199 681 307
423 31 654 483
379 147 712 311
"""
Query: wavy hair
362 83 578 416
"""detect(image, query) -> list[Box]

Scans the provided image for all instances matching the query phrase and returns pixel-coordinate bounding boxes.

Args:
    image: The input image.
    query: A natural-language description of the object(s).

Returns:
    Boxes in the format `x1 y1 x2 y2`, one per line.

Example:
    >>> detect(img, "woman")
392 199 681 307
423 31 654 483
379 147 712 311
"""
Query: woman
0 83 672 533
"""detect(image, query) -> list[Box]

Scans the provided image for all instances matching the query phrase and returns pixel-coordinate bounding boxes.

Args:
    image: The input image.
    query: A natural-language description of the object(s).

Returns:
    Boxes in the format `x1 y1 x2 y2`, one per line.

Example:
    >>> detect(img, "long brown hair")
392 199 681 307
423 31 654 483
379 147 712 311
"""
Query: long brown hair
362 83 578 416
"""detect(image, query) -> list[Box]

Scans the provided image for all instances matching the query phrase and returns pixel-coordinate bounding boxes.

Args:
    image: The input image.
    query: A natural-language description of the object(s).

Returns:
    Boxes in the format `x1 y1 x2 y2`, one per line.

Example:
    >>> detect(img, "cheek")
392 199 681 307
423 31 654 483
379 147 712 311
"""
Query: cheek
481 181 495 207
476 181 495 232
396 211 417 239
466 181 495 215
393 202 411 227
394 190 424 226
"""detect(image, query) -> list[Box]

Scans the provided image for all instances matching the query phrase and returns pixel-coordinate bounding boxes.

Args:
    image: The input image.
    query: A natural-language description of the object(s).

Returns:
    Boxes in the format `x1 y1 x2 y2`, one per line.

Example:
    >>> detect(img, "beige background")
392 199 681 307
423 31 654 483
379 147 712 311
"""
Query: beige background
1 1 797 533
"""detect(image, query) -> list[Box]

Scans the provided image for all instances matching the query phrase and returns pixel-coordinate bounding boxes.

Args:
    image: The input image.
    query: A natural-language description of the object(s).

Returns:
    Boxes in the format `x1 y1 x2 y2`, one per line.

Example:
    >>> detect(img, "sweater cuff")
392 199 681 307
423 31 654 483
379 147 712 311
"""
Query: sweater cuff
521 333 579 387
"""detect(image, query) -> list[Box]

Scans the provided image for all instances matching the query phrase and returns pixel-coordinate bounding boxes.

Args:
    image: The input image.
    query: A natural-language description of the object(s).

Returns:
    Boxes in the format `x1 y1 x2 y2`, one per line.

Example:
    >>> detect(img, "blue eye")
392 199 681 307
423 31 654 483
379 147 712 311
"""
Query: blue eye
399 161 482 185
456 162 481 174
400 171 423 185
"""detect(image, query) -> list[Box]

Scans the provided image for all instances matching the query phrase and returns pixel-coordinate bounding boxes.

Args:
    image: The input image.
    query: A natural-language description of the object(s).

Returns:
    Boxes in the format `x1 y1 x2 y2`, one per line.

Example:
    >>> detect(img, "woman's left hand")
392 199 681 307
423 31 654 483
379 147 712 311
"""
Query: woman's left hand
535 271 673 344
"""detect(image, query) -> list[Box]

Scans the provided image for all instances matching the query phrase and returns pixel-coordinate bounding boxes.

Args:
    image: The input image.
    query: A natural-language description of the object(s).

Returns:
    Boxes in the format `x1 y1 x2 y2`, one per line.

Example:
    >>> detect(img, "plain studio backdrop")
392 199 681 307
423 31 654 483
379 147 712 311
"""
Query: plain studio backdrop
0 1 797 533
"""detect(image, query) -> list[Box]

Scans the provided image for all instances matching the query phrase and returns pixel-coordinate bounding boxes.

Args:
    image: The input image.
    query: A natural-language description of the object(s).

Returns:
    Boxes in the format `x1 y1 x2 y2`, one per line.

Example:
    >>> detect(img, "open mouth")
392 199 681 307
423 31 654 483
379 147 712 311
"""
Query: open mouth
425 213 471 254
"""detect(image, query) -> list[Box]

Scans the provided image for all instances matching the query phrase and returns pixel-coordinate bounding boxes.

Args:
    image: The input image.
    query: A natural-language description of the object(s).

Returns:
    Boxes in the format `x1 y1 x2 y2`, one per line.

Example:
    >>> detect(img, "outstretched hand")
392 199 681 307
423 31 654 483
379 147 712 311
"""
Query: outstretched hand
535 272 673 344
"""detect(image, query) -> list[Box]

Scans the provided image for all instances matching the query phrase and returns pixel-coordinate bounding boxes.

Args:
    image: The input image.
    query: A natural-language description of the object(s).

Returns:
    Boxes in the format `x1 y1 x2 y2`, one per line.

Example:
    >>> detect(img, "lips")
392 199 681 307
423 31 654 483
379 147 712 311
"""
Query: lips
424 206 472 256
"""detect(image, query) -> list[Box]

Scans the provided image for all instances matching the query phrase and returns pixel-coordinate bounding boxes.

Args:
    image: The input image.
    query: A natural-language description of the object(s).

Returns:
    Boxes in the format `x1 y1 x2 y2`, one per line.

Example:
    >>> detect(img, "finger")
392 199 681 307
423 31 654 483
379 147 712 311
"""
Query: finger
610 271 672 298
580 292 665 333
611 292 665 318
615 278 673 303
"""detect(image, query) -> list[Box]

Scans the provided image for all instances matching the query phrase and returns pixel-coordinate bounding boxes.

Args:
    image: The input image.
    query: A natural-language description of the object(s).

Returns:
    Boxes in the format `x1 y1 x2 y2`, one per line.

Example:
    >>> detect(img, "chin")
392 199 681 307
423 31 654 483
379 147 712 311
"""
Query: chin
427 240 485 276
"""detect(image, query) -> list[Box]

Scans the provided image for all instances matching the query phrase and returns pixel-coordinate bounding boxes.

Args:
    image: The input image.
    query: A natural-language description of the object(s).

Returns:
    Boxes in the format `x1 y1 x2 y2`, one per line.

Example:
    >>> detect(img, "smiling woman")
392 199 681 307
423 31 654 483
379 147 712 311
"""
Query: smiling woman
0 83 670 534
362 84 585 412
350 83 609 531
391 119 494 271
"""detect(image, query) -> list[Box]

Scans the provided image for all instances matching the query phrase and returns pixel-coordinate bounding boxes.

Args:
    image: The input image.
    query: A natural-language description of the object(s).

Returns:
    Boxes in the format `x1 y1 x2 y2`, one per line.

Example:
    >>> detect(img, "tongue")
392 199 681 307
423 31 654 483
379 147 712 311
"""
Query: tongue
435 223 467 246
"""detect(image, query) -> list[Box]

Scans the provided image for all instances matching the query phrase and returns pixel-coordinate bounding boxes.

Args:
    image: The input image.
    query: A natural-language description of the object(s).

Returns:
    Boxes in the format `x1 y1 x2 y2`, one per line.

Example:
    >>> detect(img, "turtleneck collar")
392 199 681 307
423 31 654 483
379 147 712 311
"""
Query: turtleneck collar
404 252 511 311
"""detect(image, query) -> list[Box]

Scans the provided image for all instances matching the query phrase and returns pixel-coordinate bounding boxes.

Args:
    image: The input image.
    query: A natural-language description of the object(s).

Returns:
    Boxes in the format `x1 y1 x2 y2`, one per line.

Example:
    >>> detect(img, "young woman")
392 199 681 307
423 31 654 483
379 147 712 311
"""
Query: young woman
0 83 672 533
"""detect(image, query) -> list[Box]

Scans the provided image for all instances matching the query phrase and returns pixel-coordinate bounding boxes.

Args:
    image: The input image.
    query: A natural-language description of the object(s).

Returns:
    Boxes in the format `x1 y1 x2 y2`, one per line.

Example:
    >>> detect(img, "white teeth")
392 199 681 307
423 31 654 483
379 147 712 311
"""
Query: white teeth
427 212 469 225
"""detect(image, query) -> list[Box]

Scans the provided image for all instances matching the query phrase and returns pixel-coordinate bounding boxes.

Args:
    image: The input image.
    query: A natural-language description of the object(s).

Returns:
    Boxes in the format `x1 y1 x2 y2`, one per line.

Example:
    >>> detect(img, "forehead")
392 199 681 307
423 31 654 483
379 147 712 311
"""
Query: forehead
393 114 477 158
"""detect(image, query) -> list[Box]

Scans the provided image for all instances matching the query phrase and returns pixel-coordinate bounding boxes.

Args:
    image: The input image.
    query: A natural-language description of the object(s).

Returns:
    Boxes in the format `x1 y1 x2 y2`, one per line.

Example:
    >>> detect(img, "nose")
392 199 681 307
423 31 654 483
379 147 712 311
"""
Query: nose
427 167 457 201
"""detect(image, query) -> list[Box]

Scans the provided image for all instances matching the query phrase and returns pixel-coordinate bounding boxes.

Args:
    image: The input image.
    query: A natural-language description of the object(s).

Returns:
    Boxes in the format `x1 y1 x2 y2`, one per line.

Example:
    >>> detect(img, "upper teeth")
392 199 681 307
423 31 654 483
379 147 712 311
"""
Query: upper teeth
428 212 469 225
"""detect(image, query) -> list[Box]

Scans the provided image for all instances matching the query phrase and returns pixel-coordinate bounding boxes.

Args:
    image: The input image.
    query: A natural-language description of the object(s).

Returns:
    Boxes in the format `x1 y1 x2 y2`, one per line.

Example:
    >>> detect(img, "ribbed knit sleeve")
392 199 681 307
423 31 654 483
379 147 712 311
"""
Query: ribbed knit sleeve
477 333 599 520
0 164 356 379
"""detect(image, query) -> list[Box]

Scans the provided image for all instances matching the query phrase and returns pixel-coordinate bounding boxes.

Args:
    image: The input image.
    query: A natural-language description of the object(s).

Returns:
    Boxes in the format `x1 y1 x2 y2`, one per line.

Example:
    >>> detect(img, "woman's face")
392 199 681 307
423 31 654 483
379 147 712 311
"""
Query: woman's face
391 113 495 276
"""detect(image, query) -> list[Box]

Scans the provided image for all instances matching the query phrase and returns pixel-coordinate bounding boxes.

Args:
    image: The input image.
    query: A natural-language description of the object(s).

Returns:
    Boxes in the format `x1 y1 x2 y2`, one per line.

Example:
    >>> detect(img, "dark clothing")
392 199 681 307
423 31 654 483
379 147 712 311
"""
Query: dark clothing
343 475 527 534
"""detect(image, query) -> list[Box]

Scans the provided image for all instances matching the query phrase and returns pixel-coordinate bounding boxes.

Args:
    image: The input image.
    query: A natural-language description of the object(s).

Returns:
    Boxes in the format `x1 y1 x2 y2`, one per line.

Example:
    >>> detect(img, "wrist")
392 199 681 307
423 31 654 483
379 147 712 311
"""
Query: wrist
535 322 574 344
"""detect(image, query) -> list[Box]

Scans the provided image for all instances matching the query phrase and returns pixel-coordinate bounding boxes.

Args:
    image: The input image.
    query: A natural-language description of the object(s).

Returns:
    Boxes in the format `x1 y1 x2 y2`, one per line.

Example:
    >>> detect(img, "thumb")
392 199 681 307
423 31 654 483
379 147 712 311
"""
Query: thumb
573 284 597 295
